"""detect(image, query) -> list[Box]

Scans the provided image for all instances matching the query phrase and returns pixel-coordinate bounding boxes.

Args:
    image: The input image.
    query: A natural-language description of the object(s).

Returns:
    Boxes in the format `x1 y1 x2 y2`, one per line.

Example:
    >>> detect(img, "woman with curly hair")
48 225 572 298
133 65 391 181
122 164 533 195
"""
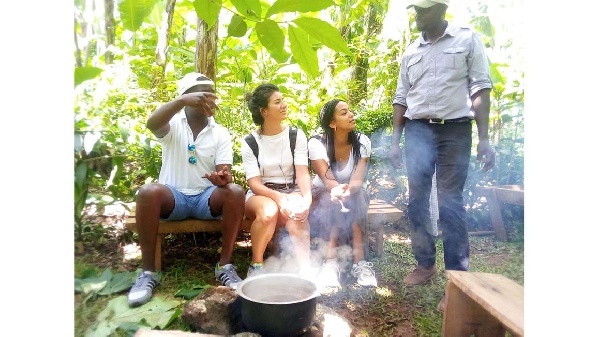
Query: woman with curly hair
241 83 312 278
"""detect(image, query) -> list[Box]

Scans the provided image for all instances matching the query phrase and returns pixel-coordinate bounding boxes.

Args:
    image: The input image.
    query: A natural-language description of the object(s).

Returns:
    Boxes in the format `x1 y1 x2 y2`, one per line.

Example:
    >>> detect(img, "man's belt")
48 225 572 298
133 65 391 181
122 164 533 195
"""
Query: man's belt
414 117 472 124
264 182 296 190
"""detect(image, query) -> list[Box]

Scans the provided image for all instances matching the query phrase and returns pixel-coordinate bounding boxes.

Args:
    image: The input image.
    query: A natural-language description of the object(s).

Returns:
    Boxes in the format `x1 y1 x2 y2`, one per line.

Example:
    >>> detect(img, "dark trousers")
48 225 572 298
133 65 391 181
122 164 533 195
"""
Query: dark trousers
404 119 472 271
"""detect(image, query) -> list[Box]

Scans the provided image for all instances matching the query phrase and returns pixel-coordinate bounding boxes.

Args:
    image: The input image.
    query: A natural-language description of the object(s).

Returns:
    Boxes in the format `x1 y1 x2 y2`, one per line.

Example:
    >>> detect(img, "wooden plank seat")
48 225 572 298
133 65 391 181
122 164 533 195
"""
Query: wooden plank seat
125 199 403 271
442 270 524 337
476 185 524 241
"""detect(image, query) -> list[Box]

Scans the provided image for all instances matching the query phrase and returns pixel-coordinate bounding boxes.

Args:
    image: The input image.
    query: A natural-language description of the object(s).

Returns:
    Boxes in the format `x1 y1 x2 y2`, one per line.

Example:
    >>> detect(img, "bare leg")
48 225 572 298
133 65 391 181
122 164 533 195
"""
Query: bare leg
325 226 339 260
245 195 279 264
135 183 175 272
208 183 245 266
352 223 365 263
286 218 311 269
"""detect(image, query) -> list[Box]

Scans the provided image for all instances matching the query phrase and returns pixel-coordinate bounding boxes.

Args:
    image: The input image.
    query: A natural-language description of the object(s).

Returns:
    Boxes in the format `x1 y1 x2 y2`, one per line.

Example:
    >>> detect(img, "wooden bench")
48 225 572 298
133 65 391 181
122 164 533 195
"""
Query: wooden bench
476 185 524 241
442 270 524 337
125 199 402 271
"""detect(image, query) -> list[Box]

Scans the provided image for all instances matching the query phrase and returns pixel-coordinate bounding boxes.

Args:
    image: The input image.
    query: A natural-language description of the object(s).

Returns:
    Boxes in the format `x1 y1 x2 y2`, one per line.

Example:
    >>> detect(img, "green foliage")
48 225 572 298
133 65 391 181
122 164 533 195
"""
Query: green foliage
193 0 223 29
288 25 320 78
293 17 352 55
255 19 289 63
119 0 161 32
84 296 183 336
75 67 104 87
74 0 524 241
266 0 335 17
174 283 212 300
227 14 248 37
229 0 262 19
75 269 139 297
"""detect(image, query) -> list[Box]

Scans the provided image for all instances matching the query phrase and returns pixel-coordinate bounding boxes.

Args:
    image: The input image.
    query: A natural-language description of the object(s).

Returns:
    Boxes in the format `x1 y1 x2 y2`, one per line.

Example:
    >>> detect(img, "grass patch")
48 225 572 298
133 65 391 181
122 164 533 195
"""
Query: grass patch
75 223 524 336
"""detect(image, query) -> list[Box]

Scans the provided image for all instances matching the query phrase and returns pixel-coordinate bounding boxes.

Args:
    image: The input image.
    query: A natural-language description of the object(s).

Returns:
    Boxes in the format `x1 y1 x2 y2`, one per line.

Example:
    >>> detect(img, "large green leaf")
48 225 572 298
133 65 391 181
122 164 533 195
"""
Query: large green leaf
266 0 334 17
255 20 289 63
74 67 103 87
230 0 261 19
75 161 88 191
75 269 112 295
227 14 248 37
85 296 183 336
118 0 160 32
174 283 212 300
75 269 138 296
98 270 137 295
288 25 319 78
293 17 352 55
193 0 223 30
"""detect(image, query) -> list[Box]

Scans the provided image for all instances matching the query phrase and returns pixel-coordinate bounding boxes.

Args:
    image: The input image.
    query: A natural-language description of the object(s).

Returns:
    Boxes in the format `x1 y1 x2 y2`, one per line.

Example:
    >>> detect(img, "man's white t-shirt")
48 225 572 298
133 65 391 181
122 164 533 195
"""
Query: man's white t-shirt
157 113 233 195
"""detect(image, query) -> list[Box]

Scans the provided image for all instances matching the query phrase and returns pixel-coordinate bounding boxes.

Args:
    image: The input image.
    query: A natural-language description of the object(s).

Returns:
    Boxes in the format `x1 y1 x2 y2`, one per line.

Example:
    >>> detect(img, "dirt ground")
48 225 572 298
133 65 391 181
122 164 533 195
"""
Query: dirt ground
75 205 516 337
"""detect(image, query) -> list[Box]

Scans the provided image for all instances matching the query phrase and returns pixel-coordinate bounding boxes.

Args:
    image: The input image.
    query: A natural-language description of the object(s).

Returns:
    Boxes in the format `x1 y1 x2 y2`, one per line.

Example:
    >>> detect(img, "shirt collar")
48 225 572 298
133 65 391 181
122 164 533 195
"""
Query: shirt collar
417 21 458 45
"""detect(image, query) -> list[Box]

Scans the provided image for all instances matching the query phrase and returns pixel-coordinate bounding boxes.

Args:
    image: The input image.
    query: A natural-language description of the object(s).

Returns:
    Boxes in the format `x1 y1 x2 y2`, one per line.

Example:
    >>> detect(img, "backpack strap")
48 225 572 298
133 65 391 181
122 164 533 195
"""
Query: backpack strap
289 127 298 184
245 128 298 183
244 134 260 168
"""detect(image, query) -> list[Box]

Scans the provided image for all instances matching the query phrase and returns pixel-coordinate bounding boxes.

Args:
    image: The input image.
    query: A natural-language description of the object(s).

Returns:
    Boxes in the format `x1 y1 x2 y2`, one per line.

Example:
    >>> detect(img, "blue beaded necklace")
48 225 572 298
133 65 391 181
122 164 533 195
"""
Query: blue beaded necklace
187 143 197 164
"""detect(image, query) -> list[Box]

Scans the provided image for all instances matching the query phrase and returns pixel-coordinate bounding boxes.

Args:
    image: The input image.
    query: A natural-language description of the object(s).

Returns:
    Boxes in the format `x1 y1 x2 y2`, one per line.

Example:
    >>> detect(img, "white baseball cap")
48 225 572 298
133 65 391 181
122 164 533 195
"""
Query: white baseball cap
177 72 215 95
406 0 449 9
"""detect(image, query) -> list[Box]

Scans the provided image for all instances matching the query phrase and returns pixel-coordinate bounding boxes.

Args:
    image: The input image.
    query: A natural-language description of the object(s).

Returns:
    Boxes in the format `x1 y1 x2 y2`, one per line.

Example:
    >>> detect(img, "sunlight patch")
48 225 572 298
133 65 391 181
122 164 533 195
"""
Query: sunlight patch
122 243 141 261
386 233 411 244
375 287 393 297
236 240 252 248
323 313 352 337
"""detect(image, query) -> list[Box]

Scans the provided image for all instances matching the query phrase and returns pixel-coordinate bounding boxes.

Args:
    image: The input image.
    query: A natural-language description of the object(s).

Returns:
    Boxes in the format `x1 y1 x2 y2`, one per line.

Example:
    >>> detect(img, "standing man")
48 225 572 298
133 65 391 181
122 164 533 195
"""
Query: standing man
127 73 246 307
389 0 495 302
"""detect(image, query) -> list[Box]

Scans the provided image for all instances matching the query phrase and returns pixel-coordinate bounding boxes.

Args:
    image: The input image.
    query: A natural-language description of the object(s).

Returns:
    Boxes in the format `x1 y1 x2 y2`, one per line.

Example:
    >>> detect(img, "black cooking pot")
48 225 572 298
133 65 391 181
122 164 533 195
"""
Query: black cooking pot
236 273 319 337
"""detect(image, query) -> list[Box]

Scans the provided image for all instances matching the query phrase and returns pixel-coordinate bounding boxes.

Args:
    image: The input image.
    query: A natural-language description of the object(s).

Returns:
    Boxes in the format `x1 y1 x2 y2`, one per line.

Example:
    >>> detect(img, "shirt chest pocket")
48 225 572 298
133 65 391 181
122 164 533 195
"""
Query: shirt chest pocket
442 47 467 70
195 142 217 165
406 54 423 84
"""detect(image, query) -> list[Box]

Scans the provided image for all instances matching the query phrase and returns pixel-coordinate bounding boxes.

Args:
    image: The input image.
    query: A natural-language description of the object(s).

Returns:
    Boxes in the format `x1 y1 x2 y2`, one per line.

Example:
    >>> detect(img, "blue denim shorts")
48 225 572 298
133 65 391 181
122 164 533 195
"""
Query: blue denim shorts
163 185 220 221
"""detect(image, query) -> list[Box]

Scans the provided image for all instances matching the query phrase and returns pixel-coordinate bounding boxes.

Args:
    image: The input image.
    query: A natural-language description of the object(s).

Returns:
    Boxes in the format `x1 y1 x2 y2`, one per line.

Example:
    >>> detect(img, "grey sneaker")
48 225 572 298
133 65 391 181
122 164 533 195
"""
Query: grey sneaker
215 263 243 289
351 260 378 287
246 263 265 278
128 271 159 307
317 259 340 288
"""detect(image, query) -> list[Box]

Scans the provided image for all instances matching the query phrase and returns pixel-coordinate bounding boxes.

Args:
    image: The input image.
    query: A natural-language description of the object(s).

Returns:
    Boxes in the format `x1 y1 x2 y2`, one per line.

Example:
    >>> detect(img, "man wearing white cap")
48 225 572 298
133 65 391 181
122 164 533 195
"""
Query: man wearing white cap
389 0 495 309
127 73 246 306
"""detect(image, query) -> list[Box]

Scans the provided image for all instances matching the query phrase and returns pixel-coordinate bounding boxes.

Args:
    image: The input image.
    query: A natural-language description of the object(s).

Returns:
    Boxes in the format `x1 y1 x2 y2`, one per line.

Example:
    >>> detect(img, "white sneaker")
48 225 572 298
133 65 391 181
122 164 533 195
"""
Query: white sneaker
127 271 160 307
215 263 243 289
351 260 378 287
317 259 341 288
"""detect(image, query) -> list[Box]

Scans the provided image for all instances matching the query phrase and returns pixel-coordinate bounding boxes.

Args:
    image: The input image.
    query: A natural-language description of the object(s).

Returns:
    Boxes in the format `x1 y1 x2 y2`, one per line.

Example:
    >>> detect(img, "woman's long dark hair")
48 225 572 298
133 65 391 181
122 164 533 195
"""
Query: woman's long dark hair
318 99 364 182
245 83 279 134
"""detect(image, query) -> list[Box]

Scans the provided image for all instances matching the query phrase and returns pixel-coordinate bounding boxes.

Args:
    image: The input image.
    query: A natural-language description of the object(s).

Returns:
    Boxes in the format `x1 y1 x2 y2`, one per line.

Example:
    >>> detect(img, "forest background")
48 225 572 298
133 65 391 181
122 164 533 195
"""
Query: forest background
2 0 599 336
73 0 525 240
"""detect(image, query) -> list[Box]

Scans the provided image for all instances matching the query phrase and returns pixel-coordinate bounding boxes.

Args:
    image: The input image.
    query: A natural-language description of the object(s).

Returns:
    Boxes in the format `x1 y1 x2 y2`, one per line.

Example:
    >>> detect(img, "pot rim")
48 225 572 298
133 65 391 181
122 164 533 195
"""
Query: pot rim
236 273 319 305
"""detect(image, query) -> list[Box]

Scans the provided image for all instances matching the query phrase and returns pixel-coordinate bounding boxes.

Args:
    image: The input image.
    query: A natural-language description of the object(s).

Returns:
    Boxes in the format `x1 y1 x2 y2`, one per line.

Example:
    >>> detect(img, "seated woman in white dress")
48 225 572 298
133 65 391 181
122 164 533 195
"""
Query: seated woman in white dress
308 98 377 287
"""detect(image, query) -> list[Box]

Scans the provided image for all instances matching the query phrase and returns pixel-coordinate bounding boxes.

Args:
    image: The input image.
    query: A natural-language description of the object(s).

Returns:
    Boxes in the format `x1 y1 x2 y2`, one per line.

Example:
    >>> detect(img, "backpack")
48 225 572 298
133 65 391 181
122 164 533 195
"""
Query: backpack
245 127 298 183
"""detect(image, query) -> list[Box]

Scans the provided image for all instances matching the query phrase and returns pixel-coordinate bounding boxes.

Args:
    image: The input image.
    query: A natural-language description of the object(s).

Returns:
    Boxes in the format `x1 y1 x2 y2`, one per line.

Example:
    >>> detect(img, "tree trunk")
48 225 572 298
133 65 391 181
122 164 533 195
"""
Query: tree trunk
104 0 115 64
156 0 177 71
196 17 219 84
74 16 83 68
348 3 383 106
